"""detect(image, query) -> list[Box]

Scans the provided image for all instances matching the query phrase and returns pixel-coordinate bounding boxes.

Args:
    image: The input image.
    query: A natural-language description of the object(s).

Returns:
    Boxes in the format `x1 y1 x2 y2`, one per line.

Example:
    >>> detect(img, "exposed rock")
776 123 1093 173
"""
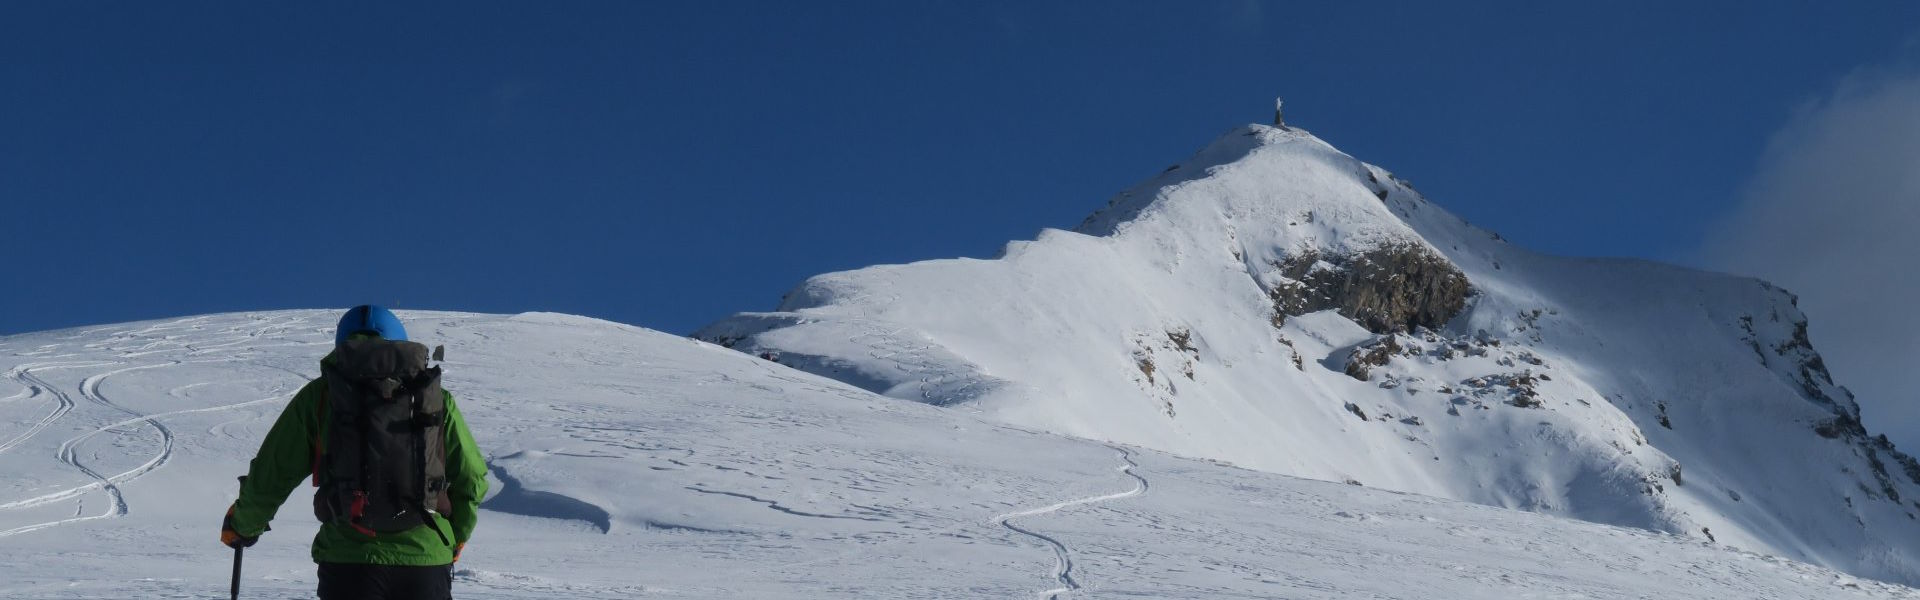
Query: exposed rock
1267 243 1470 334
1894 447 1920 486
1277 335 1303 371
1776 319 1845 408
1343 336 1403 381
1459 371 1542 408
1508 389 1543 409
1867 446 1901 503
1168 329 1197 355
1816 415 1865 439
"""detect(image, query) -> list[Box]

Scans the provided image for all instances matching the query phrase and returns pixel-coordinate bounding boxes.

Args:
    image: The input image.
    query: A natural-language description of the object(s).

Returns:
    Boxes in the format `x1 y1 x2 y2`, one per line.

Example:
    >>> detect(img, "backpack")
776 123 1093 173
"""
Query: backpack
312 338 452 542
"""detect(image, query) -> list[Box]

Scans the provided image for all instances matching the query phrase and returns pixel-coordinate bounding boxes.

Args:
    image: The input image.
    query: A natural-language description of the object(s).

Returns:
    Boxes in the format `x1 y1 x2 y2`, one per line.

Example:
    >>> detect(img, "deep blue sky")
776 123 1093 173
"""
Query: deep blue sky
2 2 1914 336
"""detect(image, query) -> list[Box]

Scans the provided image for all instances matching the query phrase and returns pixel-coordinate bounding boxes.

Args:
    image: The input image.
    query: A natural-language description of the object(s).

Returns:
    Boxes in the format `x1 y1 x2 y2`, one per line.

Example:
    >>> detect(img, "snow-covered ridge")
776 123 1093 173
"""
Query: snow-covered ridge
3 310 1916 597
700 124 1920 584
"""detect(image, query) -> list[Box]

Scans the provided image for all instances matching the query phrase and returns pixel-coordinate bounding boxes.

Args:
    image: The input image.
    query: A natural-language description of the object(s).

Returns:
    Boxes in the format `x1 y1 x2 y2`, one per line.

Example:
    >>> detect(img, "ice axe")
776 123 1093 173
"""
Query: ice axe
230 545 243 600
230 476 245 600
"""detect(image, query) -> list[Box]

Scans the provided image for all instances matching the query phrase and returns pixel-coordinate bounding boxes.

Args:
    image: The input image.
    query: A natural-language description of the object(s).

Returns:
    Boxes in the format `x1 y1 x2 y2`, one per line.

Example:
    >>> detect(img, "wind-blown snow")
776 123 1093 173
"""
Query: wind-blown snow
2 310 1913 597
701 124 1920 585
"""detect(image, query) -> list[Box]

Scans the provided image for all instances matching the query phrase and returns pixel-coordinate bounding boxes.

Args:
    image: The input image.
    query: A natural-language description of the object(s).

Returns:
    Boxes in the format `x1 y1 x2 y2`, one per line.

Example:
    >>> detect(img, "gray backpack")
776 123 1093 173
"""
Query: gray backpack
313 339 451 542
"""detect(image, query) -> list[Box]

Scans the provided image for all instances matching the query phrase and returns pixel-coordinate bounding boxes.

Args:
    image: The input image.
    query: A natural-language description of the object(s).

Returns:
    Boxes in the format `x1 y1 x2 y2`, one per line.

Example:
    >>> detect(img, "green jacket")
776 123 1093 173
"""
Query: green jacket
230 357 487 566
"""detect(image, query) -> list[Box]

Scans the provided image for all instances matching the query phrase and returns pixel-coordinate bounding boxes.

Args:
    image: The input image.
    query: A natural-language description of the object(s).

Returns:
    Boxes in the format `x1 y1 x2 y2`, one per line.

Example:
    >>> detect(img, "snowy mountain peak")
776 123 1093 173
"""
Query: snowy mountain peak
1076 124 1417 241
700 123 1920 585
1070 124 1472 335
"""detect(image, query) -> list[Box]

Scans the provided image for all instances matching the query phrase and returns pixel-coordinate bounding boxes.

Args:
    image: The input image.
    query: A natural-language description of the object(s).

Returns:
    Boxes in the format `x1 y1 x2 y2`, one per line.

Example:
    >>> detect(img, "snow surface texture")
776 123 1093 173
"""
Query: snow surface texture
701 124 1920 586
1 311 1914 597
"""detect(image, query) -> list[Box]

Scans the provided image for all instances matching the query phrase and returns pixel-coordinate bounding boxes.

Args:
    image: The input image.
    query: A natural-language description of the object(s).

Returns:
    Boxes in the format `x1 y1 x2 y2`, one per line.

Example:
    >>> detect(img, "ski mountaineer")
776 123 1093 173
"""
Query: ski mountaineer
220 305 487 599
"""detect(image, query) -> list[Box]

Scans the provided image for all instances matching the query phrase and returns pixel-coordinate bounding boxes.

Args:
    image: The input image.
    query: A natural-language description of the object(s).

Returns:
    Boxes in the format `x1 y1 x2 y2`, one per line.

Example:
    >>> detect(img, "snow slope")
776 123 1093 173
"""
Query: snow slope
2 310 1914 598
700 124 1920 585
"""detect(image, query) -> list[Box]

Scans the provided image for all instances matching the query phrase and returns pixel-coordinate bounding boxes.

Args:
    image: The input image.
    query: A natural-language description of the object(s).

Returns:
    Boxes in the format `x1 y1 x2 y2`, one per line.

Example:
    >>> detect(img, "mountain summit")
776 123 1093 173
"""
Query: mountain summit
700 123 1920 584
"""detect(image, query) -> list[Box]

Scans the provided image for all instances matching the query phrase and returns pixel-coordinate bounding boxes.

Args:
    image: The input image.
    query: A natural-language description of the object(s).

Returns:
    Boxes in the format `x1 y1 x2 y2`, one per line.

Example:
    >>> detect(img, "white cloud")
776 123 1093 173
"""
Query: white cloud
1702 68 1920 450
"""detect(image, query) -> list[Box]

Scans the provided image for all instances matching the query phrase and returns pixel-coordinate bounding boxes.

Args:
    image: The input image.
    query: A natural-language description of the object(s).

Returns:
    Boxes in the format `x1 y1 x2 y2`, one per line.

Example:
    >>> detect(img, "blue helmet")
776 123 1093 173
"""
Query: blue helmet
334 305 408 346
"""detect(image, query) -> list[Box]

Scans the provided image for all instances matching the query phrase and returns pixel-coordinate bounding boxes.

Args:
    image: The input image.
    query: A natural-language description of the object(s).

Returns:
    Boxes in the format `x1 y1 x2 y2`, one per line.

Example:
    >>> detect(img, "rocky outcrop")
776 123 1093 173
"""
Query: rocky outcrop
1741 301 1920 504
1267 243 1470 334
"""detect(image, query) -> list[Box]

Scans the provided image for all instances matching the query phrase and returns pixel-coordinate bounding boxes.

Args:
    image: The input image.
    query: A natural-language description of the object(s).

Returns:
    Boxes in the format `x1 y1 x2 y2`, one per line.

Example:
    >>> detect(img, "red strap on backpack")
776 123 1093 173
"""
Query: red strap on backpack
348 491 377 537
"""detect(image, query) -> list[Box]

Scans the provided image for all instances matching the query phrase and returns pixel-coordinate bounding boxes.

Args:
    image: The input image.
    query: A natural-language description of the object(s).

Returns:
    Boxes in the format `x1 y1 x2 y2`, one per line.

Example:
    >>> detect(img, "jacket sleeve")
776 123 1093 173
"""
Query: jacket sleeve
230 379 324 537
443 391 488 544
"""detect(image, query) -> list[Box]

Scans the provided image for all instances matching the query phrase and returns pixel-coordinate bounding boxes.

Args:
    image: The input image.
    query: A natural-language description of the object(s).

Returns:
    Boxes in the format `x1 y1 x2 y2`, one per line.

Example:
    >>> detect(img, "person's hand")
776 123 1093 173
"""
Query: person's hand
221 505 260 549
452 543 465 563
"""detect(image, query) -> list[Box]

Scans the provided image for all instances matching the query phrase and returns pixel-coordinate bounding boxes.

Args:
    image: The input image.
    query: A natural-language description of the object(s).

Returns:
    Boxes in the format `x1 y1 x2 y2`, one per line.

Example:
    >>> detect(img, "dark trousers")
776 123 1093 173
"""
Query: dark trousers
317 562 453 600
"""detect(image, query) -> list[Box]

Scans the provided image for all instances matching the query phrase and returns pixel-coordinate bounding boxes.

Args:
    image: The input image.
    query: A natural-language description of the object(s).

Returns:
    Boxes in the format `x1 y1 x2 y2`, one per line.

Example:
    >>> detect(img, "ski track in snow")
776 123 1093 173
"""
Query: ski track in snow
0 389 291 522
0 362 122 457
993 446 1149 599
0 369 76 457
0 367 139 536
0 319 306 538
683 487 890 522
0 363 168 536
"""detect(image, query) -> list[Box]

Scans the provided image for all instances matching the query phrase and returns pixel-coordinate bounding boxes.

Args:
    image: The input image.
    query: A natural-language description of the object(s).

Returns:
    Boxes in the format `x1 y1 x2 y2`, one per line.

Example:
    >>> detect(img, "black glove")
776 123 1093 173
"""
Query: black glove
221 504 261 549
